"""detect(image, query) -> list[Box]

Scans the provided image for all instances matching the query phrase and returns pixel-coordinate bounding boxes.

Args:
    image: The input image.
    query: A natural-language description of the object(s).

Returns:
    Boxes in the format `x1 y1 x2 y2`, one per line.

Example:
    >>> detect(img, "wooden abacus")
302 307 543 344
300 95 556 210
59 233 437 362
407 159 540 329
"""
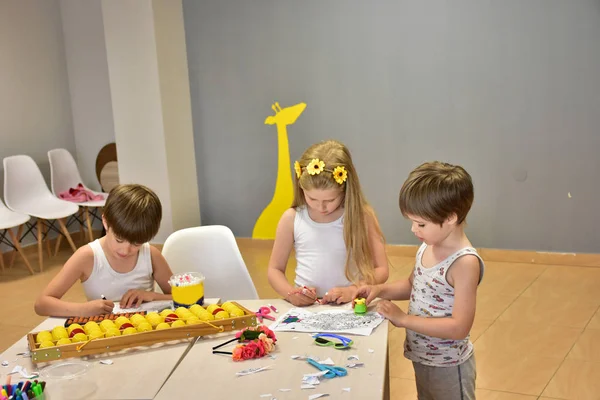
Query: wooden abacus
28 302 258 363
64 311 147 327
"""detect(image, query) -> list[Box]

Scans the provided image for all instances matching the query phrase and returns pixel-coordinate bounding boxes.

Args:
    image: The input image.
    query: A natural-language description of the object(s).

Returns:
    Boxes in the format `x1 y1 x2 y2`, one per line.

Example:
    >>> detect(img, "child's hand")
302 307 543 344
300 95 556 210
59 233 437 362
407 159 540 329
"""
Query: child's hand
376 300 407 327
286 287 317 307
353 284 381 305
120 290 156 308
321 287 354 304
84 299 115 316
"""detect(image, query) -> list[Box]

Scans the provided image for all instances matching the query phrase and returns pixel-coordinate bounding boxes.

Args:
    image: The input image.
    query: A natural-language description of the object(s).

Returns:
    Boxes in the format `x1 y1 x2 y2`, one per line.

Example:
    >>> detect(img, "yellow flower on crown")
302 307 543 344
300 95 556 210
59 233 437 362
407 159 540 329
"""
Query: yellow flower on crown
332 166 348 185
307 159 325 175
294 161 302 179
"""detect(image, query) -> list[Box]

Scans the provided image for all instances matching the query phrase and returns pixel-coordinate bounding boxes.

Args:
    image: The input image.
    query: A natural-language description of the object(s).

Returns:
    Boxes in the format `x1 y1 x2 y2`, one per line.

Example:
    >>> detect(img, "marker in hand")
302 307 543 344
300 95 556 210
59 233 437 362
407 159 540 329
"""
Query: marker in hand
101 295 107 300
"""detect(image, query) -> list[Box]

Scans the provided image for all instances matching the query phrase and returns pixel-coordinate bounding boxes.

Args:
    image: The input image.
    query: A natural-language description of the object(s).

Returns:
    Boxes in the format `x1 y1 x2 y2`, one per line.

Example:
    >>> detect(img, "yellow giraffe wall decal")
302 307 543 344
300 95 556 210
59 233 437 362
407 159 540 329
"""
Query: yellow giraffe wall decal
252 101 307 239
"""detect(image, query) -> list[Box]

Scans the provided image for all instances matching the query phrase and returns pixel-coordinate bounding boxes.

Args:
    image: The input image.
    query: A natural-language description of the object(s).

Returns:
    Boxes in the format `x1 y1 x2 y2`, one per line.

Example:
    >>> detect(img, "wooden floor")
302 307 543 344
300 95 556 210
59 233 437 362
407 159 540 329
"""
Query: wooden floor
1 237 599 400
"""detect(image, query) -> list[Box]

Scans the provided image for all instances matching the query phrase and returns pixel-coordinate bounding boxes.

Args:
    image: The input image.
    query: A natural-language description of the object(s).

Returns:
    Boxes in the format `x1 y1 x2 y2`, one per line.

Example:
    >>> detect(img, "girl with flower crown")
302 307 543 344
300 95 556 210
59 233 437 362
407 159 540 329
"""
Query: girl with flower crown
267 140 389 306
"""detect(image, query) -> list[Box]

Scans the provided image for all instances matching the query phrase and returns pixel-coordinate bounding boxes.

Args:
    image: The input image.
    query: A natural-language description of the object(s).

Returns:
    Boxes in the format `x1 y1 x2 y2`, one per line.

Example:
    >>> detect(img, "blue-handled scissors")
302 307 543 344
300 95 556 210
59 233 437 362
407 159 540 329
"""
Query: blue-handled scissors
307 358 348 378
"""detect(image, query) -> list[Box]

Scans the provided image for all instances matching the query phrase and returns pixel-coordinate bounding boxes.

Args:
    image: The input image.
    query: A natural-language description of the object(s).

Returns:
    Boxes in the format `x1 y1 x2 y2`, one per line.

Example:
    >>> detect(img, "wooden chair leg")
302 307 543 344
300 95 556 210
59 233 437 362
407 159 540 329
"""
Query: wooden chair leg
58 218 77 252
44 221 51 257
8 225 22 268
78 209 85 241
8 227 34 275
54 234 63 256
85 207 94 242
37 219 44 272
0 247 5 272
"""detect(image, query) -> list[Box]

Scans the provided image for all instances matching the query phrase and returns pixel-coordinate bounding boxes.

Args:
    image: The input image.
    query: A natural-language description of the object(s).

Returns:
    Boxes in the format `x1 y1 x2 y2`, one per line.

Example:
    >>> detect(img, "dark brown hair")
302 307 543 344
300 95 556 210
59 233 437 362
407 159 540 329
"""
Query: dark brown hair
103 184 162 244
399 161 473 225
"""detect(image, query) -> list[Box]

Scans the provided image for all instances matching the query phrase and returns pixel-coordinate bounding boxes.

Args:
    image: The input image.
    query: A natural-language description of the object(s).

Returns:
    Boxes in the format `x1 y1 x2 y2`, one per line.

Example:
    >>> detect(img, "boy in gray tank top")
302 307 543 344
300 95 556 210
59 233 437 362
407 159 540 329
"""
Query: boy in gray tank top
355 161 484 400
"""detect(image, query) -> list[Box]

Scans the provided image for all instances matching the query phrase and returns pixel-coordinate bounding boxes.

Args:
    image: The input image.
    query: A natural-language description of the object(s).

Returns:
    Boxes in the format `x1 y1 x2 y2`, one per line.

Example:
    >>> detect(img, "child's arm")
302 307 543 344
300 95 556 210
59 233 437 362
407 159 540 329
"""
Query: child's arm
353 271 414 304
34 247 114 317
120 246 173 308
377 256 480 340
267 209 316 307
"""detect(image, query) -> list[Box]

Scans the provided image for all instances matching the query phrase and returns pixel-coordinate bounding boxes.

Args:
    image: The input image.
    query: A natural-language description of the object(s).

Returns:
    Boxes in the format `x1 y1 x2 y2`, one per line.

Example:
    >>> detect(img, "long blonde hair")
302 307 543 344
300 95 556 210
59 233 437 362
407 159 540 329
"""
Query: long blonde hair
292 140 383 284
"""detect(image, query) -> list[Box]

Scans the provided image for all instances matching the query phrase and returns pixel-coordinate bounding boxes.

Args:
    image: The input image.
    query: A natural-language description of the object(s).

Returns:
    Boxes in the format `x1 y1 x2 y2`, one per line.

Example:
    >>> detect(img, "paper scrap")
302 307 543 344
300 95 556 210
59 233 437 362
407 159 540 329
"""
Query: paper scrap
301 384 316 390
9 365 39 379
346 363 364 368
100 360 113 365
319 358 335 366
343 388 351 392
293 336 299 340
308 394 329 400
1 361 9 367
568 192 572 198
236 365 271 376
260 394 273 398
368 348 374 353
279 389 292 392
269 355 277 360
304 370 328 379
302 376 321 386
348 355 359 361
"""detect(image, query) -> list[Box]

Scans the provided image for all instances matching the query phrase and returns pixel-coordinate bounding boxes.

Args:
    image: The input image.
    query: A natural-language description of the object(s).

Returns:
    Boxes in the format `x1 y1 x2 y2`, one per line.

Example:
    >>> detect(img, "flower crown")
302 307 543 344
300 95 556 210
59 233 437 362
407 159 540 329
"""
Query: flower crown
212 325 277 362
294 158 348 185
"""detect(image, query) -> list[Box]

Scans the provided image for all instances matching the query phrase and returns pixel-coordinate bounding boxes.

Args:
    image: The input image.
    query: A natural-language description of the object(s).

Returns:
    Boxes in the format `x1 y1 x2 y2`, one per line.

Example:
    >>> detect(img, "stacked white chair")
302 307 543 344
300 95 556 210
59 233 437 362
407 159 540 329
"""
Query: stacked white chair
48 148 107 244
0 198 34 274
3 155 79 271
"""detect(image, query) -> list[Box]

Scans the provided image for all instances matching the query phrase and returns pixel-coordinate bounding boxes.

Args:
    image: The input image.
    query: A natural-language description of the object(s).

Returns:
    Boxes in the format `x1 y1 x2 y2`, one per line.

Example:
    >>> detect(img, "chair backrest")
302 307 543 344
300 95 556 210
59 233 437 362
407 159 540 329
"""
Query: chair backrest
161 226 259 301
48 148 84 196
3 155 53 210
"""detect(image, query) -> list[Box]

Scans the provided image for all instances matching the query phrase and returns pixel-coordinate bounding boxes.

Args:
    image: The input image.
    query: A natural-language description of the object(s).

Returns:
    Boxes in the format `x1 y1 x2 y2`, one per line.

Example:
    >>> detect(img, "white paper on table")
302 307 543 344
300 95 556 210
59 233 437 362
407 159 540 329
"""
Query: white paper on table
269 308 384 336
308 394 329 400
319 358 335 366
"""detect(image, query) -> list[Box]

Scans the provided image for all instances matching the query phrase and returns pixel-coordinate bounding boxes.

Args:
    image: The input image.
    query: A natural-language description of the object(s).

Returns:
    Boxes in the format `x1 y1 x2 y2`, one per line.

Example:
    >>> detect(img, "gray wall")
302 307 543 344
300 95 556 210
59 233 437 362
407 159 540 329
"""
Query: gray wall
183 0 600 253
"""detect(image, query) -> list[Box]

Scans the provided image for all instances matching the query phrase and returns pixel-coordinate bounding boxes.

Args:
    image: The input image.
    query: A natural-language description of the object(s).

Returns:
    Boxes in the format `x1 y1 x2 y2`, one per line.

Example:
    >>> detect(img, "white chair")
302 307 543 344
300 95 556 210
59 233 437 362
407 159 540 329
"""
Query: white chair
161 226 259 301
0 199 34 274
48 148 107 243
3 155 80 271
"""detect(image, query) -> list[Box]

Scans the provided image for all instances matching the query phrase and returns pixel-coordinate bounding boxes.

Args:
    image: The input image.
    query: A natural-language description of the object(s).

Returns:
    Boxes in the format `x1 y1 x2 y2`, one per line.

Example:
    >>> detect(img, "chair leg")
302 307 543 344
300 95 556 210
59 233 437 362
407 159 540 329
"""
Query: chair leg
37 219 44 272
8 225 22 268
44 221 52 257
0 248 4 272
84 207 94 243
8 228 34 275
54 234 63 256
58 218 77 252
78 209 85 241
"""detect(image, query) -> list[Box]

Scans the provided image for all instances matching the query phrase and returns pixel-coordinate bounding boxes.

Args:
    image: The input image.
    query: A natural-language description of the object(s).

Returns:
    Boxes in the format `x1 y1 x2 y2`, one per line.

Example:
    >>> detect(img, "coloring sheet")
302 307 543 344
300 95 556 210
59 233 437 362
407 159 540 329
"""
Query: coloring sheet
269 308 384 336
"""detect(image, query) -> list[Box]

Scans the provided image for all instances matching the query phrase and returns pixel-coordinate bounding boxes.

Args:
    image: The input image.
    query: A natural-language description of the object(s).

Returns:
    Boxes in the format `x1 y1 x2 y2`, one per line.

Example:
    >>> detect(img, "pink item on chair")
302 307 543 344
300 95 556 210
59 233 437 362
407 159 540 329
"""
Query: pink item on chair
59 183 105 203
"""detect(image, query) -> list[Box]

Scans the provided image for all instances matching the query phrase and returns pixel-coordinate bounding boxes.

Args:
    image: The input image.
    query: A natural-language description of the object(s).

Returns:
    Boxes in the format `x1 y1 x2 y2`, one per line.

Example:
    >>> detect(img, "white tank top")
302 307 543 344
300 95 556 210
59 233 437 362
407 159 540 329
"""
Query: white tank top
82 239 154 301
293 207 352 298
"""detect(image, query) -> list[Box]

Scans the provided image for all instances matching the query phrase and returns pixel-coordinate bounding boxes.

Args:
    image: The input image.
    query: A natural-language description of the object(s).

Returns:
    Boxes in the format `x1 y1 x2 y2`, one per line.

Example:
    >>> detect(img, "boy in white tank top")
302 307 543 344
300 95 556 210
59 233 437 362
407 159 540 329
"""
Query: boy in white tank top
35 184 174 317
355 162 484 400
268 140 389 306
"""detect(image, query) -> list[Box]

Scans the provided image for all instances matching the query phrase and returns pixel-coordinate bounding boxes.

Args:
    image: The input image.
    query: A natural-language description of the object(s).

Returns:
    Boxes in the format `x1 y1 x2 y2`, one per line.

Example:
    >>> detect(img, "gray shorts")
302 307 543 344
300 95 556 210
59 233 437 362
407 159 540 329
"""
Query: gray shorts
412 354 476 400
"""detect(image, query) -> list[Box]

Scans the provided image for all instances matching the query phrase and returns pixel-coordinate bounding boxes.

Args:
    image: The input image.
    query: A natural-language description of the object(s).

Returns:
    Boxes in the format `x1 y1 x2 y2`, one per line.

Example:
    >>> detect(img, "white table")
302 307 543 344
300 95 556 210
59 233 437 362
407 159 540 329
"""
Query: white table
154 299 390 400
0 299 220 400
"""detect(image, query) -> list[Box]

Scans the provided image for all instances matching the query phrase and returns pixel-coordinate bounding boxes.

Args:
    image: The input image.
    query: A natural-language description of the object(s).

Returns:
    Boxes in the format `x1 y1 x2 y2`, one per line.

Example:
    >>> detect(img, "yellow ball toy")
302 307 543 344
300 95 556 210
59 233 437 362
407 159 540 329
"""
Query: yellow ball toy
171 320 186 328
36 331 53 344
137 322 153 332
71 333 88 343
122 327 138 336
155 322 170 330
56 338 71 346
39 340 55 349
52 326 69 341
105 328 121 338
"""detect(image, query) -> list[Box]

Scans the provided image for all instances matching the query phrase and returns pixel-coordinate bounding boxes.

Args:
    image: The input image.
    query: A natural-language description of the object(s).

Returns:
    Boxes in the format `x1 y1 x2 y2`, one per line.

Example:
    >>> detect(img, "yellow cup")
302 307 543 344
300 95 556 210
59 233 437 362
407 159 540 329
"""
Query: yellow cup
170 272 205 307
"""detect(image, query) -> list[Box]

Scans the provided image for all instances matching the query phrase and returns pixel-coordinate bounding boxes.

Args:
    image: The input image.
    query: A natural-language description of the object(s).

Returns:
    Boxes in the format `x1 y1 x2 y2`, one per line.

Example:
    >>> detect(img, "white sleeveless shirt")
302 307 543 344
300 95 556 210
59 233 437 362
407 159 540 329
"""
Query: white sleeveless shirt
293 207 352 297
404 242 485 367
82 239 154 301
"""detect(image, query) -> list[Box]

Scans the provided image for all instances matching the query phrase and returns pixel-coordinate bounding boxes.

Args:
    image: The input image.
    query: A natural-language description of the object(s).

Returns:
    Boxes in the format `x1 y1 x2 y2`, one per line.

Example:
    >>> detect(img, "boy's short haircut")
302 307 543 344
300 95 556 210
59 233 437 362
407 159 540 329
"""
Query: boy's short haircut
103 184 162 244
399 161 473 225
